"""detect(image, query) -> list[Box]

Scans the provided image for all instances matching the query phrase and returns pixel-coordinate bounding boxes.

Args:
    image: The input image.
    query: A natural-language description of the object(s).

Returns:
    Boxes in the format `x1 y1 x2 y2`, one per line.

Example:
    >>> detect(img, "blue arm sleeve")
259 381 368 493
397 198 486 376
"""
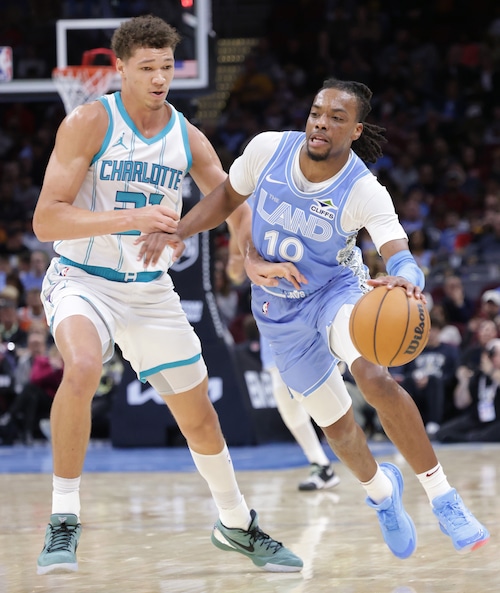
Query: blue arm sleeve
385 249 425 290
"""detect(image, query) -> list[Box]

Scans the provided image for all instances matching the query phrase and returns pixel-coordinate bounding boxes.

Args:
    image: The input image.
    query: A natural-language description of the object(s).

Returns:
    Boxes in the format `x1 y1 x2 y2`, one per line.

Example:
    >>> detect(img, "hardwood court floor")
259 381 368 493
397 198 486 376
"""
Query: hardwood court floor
0 442 498 593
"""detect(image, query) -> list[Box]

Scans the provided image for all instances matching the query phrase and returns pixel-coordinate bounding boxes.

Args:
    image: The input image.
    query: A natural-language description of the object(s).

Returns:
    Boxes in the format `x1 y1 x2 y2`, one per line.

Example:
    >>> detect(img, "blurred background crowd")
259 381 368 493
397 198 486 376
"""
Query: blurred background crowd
1 0 500 446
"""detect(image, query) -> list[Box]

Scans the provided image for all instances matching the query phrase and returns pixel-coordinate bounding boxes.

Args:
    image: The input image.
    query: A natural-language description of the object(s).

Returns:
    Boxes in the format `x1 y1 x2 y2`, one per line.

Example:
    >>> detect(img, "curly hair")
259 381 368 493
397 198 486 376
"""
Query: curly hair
111 14 181 61
320 77 387 163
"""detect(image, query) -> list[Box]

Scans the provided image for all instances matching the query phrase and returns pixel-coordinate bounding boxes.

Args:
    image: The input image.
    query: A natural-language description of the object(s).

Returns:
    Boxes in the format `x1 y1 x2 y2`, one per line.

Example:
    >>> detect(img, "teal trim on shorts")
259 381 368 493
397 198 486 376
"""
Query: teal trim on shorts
59 256 163 283
139 353 202 383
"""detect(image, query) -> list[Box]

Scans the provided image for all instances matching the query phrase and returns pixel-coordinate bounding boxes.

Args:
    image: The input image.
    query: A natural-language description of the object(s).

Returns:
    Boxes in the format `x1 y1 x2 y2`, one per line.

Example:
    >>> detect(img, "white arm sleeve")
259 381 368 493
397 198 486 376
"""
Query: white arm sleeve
229 131 283 196
341 174 407 253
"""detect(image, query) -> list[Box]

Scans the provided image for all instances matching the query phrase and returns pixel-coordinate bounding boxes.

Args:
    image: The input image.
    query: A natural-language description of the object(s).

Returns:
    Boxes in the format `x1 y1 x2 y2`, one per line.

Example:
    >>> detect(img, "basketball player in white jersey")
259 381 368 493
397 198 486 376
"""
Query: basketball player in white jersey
144 78 490 559
32 15 302 575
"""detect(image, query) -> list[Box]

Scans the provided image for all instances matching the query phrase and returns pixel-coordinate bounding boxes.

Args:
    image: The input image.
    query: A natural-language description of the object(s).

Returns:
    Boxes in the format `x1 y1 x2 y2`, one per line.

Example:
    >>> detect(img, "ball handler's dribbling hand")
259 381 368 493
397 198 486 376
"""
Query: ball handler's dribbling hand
368 275 427 304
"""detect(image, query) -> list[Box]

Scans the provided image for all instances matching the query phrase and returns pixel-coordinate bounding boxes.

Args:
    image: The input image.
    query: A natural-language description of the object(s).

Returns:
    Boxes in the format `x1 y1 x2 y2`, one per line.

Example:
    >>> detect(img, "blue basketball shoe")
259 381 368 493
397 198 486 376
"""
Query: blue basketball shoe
366 462 417 559
432 489 490 553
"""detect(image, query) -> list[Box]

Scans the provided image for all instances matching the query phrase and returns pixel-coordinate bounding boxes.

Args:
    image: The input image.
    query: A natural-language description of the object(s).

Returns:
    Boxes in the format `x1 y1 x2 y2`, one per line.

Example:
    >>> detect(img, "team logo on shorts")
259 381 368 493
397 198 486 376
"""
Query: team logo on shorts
60 267 70 276
262 301 269 315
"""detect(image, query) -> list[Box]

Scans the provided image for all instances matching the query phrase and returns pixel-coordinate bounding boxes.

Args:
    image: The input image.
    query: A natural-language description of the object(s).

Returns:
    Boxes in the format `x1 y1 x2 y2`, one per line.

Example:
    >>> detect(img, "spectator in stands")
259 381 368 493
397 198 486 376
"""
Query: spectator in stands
398 314 460 436
398 196 425 236
407 228 435 277
410 162 439 198
0 340 16 420
17 287 47 332
2 159 40 218
387 153 420 196
459 145 484 201
88 351 124 441
339 360 384 440
436 338 500 443
0 221 31 267
439 274 476 332
470 289 500 332
14 173 40 217
0 176 28 227
0 254 11 292
483 105 500 146
0 342 62 445
424 298 462 347
459 318 499 372
213 258 240 332
0 286 27 360
434 211 471 266
431 164 474 230
12 323 51 393
473 211 500 263
1 268 25 308
226 54 276 118
214 110 249 160
19 249 50 293
0 325 50 442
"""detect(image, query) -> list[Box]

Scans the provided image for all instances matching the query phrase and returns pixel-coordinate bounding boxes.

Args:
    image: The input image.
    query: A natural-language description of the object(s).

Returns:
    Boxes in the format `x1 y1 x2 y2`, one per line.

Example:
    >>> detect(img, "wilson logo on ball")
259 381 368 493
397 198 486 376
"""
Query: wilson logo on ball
404 303 428 356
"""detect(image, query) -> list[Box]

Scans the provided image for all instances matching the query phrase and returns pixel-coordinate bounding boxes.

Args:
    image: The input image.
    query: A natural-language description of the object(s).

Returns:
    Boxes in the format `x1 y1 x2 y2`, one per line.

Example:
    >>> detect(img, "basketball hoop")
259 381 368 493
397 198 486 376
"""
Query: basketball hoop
52 65 116 115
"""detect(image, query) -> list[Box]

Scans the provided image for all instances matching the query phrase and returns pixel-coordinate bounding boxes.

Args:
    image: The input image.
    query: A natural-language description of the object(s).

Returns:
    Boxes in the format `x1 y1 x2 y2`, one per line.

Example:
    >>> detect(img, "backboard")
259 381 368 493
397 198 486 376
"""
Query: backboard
0 0 212 100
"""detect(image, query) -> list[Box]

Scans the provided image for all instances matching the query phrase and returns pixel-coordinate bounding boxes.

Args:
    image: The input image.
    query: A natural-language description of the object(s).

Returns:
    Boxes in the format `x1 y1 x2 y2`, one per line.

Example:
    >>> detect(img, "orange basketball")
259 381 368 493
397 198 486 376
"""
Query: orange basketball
349 286 430 367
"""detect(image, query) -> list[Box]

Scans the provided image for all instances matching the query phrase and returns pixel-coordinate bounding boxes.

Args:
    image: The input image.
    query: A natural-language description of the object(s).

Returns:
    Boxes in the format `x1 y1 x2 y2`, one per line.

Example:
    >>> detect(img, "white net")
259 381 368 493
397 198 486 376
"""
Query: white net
52 66 116 114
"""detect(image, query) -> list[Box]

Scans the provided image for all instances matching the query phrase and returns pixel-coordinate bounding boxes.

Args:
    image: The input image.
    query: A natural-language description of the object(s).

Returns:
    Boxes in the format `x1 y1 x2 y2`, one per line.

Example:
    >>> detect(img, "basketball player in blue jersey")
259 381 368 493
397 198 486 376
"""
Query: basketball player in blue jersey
226 223 340 491
32 15 302 576
146 78 490 559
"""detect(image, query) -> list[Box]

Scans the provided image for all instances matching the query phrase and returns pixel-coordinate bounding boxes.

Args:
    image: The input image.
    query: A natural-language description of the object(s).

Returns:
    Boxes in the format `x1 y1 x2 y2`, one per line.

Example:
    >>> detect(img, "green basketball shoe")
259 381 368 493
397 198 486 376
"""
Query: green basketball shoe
211 509 303 572
37 513 82 575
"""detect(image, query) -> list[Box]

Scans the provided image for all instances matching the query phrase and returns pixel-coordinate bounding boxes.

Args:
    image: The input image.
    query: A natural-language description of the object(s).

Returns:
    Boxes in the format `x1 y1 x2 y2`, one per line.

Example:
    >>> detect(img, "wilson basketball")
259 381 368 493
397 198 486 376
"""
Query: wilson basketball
349 286 430 367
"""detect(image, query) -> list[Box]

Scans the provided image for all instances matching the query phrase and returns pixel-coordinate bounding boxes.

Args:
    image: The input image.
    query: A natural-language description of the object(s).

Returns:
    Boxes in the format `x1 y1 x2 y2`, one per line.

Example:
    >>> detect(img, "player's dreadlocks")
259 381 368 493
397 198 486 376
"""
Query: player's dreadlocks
321 78 387 163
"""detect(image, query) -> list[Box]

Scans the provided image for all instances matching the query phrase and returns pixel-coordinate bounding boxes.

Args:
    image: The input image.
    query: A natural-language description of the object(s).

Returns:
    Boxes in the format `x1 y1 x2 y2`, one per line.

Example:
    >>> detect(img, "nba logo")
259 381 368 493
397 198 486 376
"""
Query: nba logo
0 47 13 82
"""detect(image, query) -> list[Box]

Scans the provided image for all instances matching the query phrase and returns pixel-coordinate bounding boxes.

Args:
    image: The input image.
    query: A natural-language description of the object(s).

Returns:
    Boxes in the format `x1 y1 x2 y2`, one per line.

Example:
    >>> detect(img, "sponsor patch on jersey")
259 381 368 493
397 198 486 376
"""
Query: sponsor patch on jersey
310 198 338 221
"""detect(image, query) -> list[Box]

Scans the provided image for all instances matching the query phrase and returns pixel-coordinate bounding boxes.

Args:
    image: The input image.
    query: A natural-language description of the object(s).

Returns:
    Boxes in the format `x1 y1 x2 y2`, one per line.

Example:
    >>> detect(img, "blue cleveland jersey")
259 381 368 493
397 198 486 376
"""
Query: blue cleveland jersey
251 131 371 299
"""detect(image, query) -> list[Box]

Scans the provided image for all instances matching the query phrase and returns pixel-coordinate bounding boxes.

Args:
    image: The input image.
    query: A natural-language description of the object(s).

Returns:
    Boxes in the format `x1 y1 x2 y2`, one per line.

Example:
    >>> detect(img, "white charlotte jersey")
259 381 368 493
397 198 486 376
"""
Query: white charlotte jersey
54 92 192 277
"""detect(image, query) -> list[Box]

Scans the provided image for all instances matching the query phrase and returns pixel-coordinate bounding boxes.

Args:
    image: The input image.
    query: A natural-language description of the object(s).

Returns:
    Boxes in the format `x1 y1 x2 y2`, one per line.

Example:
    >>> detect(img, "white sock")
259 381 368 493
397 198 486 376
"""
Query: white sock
416 463 451 504
361 464 393 504
189 444 251 529
52 475 81 519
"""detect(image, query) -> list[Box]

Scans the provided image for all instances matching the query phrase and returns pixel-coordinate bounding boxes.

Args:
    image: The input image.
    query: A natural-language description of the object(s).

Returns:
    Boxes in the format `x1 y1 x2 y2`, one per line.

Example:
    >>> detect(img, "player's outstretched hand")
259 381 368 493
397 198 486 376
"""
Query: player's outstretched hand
135 232 185 267
245 251 308 290
368 276 426 303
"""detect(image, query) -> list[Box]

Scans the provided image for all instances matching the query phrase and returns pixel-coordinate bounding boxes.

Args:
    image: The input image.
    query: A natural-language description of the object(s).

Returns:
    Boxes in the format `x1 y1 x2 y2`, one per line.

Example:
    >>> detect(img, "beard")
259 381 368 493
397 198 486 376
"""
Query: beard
305 145 329 162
